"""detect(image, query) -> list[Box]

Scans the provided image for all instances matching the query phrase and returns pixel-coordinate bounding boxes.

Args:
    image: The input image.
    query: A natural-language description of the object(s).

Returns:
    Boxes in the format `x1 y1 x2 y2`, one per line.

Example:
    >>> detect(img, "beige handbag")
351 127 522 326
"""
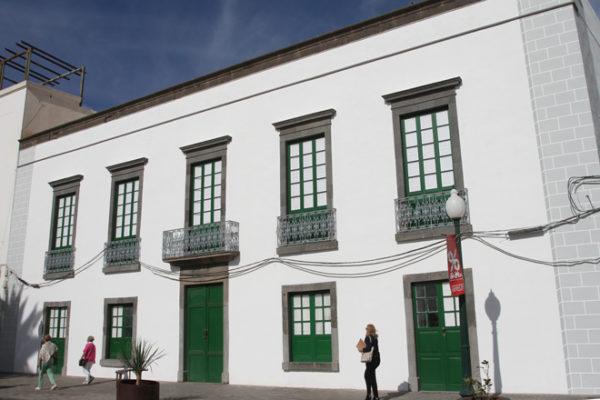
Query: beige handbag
361 348 374 363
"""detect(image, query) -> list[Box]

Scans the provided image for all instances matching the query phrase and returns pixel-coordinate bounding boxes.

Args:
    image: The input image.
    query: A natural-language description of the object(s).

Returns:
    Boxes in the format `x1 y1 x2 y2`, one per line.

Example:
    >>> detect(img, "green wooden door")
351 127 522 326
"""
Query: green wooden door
185 284 223 382
45 307 68 375
412 281 463 391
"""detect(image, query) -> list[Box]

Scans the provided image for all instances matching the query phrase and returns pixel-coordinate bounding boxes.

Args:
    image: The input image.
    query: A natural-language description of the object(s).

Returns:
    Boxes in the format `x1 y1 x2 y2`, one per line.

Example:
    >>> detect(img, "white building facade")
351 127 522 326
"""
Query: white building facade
2 0 600 394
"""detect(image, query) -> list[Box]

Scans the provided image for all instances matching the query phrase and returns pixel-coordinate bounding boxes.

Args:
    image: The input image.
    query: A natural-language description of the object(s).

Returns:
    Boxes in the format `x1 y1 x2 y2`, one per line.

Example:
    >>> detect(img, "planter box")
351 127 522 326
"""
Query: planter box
116 379 159 400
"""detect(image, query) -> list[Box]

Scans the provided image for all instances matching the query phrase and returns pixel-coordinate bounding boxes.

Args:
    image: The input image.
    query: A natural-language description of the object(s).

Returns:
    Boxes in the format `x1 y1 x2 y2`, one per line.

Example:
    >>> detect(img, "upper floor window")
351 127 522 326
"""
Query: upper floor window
104 158 147 273
383 77 470 242
45 175 83 280
191 159 222 226
401 108 454 195
274 109 337 256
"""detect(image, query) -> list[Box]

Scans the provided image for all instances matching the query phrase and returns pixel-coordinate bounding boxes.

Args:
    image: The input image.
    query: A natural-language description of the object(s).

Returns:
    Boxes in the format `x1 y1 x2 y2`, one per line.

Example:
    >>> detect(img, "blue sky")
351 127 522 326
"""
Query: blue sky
1 0 599 111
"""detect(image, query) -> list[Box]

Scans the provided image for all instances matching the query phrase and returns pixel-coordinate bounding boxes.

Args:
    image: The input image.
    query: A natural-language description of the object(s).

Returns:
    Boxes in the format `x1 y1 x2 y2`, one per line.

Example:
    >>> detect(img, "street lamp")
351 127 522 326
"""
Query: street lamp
445 189 472 396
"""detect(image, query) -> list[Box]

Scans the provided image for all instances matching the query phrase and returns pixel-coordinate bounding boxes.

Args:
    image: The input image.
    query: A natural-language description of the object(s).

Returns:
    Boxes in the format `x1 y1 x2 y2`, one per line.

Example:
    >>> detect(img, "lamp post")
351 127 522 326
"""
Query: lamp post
445 189 472 396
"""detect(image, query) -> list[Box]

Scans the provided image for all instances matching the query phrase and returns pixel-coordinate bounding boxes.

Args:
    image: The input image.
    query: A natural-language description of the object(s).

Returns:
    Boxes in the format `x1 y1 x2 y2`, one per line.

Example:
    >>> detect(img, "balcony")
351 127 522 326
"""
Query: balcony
44 248 74 280
277 208 338 256
103 237 140 274
395 188 471 243
162 221 239 267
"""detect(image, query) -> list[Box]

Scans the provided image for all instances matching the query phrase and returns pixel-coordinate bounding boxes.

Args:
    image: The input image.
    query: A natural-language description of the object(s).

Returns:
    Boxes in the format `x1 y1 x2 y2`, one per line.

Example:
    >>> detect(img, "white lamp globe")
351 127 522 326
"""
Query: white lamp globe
445 189 466 220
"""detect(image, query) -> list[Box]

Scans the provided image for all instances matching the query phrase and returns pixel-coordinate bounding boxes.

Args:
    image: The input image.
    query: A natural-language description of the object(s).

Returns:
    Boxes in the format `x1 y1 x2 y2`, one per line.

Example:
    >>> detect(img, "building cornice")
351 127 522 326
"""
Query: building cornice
19 0 479 150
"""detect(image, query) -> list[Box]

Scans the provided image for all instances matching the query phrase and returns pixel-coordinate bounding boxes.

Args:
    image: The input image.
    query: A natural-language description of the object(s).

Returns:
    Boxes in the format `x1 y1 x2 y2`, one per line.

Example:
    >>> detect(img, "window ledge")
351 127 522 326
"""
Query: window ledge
100 359 125 368
277 240 338 256
396 223 472 243
103 262 140 274
44 270 74 281
283 361 339 372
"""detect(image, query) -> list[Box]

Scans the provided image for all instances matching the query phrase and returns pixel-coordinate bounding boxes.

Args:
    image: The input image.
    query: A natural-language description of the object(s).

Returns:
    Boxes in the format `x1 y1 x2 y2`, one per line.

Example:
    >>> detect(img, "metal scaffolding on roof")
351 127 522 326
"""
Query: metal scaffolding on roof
0 41 86 105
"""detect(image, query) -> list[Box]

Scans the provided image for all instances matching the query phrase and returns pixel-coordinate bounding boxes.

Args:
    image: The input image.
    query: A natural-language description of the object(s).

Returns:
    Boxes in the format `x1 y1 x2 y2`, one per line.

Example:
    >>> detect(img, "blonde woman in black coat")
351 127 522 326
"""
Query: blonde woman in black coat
359 324 380 400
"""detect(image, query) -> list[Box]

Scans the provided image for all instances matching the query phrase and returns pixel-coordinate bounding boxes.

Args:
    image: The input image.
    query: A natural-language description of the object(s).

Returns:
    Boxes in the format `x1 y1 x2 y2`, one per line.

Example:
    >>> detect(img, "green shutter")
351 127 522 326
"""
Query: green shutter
107 304 133 359
113 179 139 240
287 136 327 213
190 159 222 226
289 291 332 362
401 109 454 196
52 194 76 249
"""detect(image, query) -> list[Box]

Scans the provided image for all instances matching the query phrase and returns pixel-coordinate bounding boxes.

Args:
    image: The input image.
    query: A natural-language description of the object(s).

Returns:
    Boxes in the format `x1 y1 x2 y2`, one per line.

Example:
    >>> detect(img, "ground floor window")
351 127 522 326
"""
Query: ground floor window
101 297 137 367
281 282 339 372
43 302 70 375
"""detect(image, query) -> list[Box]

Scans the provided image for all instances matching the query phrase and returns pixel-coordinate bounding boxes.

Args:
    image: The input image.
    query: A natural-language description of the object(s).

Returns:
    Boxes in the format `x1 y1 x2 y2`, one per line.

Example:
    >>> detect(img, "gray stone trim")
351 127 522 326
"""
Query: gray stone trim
277 240 338 256
41 301 71 376
275 110 336 254
281 281 339 373
105 157 148 175
180 137 231 229
180 135 232 155
100 297 137 367
102 262 141 274
43 270 75 281
48 175 83 189
46 174 83 279
273 109 336 132
382 77 462 105
177 268 229 383
396 223 472 244
402 269 479 391
105 158 146 272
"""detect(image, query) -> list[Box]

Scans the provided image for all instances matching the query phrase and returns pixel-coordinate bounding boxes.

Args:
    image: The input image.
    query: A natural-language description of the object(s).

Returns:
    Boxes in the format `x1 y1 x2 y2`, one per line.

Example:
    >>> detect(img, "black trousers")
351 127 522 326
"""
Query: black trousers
364 356 380 398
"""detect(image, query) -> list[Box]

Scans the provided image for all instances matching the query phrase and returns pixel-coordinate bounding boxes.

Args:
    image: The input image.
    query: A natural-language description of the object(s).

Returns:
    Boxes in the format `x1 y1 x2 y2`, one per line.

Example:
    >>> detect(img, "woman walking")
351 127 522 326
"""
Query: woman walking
35 335 58 391
81 336 96 384
360 324 380 400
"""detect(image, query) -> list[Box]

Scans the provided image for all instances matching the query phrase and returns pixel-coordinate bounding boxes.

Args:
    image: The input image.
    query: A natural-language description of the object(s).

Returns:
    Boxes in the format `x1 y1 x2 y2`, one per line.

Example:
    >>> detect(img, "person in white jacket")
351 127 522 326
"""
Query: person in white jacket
35 335 58 391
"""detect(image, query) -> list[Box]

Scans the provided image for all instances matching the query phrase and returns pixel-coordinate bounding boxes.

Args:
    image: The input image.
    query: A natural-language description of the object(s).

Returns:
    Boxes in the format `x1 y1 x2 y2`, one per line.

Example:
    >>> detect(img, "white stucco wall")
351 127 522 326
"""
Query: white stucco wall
8 0 573 393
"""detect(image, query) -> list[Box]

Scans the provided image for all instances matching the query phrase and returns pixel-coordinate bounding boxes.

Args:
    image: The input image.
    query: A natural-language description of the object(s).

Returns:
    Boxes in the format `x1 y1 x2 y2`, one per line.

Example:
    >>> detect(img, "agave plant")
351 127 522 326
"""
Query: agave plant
121 338 165 385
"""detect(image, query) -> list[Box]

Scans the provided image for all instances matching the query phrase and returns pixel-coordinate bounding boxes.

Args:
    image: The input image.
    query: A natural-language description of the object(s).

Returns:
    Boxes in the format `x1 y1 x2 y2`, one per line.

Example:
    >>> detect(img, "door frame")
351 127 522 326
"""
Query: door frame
177 266 229 383
403 269 479 391
42 301 71 376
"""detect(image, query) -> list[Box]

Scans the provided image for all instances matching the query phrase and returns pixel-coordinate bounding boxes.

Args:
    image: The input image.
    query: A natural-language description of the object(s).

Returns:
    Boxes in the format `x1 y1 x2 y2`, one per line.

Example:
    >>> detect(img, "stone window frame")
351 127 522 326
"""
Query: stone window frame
41 301 71 375
46 175 83 280
383 77 471 242
180 135 231 229
273 109 337 256
281 281 339 372
177 268 230 383
100 296 138 368
402 269 480 391
104 158 147 274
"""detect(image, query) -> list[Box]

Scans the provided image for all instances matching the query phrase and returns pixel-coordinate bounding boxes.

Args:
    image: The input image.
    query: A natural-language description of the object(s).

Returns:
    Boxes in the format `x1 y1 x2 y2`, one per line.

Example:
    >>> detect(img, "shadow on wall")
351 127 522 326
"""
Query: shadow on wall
1 282 43 374
484 290 502 394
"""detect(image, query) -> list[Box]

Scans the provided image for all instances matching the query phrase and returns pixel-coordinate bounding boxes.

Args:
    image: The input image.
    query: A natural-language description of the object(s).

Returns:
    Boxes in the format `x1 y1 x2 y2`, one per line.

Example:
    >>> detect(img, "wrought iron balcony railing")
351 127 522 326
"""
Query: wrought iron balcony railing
396 188 469 234
44 248 74 275
104 237 140 266
162 221 239 263
277 208 337 247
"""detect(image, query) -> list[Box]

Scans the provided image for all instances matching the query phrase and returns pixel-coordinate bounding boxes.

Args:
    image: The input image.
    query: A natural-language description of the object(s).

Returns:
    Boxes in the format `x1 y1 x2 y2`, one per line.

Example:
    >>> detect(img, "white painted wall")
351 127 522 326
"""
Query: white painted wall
8 0 571 393
0 82 26 265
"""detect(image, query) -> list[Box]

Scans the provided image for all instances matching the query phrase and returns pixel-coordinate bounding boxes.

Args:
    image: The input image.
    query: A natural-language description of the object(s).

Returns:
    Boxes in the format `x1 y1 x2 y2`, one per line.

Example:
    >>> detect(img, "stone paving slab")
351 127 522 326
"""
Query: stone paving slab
0 374 592 400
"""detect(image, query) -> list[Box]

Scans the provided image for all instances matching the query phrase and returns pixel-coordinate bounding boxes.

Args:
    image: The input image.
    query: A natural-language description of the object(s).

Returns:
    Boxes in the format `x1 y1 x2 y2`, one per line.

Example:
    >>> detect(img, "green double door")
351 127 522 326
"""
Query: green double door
185 284 224 382
45 307 68 375
412 281 463 391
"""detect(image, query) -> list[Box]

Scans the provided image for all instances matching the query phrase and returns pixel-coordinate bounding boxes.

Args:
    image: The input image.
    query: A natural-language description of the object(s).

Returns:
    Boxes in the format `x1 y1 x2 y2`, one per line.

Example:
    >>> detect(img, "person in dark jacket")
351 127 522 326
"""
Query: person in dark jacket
360 324 380 400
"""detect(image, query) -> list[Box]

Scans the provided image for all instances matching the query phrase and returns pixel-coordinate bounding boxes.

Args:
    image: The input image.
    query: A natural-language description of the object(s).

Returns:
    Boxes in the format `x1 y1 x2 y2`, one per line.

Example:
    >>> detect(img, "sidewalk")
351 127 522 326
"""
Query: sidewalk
0 374 590 400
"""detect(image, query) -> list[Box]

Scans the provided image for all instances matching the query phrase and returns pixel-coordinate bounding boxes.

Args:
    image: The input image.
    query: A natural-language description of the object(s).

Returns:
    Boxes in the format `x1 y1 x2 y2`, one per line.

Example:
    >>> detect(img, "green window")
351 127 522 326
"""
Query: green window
113 179 139 240
53 194 76 249
401 109 454 195
289 291 332 362
190 159 222 226
287 136 327 213
46 307 68 375
107 304 133 359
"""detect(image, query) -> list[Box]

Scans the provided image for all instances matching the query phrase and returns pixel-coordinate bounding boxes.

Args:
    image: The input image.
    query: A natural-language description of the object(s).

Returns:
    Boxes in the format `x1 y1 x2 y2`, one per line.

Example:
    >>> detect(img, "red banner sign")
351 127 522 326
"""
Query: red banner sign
446 235 465 296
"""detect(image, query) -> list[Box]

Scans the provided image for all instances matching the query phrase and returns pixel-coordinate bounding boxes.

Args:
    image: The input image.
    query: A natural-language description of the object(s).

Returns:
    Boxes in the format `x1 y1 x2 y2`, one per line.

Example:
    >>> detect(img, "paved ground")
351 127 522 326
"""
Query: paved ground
0 374 592 400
